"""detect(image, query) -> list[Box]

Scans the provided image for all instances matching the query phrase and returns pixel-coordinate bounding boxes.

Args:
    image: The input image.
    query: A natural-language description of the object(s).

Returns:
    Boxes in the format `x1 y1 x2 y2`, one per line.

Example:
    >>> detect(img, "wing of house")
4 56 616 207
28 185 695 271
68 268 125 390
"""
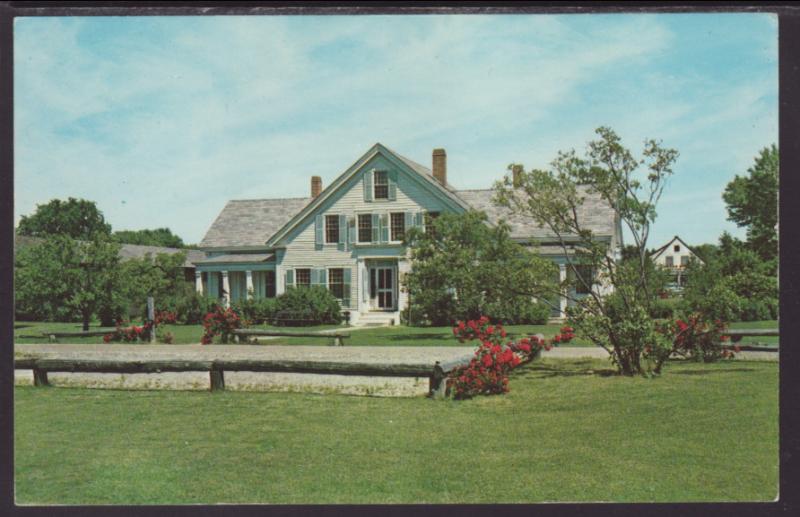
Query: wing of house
650 235 704 291
195 143 622 324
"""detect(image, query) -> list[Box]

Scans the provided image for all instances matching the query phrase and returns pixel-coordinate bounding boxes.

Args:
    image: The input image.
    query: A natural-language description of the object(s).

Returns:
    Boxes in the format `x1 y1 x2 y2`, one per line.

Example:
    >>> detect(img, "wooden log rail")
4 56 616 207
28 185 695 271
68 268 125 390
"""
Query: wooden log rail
231 329 351 346
722 329 779 352
14 356 468 398
42 330 115 343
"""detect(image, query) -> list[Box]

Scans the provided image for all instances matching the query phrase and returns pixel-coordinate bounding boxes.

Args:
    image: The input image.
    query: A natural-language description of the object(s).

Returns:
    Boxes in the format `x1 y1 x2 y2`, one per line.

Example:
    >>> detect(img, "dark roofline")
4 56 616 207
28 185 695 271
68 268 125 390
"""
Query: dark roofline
650 235 705 263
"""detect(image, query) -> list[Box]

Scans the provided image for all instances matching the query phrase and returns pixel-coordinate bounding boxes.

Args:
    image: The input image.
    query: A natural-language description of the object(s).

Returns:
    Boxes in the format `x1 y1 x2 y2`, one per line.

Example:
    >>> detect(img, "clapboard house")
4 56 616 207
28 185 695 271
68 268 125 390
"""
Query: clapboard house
196 144 623 325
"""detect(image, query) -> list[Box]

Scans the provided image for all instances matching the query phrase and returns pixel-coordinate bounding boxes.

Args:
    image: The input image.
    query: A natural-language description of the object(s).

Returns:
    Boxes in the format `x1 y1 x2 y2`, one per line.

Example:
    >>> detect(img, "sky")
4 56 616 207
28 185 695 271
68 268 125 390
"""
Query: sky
14 13 778 247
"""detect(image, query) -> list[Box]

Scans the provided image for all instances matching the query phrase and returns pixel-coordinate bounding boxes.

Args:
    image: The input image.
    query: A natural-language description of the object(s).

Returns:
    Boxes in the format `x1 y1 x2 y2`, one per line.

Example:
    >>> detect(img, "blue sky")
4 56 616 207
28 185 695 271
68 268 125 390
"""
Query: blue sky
14 13 778 247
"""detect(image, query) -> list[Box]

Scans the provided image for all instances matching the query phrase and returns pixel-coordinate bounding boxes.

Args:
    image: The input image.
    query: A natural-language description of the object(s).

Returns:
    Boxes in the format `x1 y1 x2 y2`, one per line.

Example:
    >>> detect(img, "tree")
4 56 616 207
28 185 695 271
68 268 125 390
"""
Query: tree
722 145 778 265
118 251 190 317
403 210 556 326
17 198 112 240
494 127 680 376
15 234 121 330
113 228 187 248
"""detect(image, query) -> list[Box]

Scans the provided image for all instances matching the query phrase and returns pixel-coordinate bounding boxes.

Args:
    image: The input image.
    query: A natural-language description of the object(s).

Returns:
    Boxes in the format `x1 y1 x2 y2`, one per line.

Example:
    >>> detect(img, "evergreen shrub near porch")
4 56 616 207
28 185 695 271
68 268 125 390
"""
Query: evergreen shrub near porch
273 286 342 326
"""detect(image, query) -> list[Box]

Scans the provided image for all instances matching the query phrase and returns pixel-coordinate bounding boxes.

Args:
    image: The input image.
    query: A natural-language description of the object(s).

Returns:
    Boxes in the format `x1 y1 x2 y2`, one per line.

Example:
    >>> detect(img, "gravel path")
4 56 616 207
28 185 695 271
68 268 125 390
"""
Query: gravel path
14 344 776 397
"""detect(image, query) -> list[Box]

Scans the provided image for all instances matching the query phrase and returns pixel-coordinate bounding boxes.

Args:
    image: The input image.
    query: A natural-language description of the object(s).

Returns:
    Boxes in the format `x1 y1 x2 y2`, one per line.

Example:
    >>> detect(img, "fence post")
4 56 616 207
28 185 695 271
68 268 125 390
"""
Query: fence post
147 296 156 344
210 367 225 392
429 362 447 399
33 368 49 387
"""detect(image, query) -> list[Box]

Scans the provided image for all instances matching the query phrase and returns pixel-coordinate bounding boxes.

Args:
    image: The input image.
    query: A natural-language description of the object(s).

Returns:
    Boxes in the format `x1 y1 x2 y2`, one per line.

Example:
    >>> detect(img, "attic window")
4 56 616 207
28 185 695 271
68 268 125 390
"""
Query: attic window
674 244 680 252
374 171 389 199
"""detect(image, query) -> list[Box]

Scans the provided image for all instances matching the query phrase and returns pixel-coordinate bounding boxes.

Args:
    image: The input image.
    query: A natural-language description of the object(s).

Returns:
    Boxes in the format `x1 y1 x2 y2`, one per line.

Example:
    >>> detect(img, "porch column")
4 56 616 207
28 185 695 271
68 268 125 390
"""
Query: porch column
221 271 230 308
559 263 567 318
195 271 203 294
246 270 254 299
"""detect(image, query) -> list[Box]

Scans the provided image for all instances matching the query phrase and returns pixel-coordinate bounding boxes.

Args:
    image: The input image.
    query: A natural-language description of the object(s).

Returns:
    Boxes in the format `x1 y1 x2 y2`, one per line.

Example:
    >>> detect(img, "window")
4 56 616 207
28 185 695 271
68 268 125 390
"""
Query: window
680 256 689 266
295 268 311 287
374 170 389 199
574 265 593 295
358 214 372 242
424 211 440 235
328 268 344 300
265 271 276 298
325 215 339 243
674 244 680 252
390 212 405 241
665 256 674 267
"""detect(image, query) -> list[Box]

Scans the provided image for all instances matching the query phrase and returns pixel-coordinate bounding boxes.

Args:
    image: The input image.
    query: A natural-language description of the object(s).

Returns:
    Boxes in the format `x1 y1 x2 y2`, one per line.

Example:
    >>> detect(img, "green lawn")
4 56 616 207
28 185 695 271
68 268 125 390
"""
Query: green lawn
14 319 779 347
15 359 777 504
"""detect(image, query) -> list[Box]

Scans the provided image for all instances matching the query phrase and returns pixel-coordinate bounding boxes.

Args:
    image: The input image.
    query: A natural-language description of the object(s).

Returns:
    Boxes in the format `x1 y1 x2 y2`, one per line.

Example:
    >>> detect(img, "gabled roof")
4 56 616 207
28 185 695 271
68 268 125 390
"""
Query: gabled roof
198 198 311 249
456 186 617 241
650 235 705 263
198 144 619 250
264 143 471 247
14 234 204 268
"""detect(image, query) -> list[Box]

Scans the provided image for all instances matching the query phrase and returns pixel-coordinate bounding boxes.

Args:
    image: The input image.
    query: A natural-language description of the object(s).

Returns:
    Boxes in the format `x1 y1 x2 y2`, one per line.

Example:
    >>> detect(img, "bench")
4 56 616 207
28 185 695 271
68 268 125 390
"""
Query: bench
42 330 115 343
232 329 351 346
14 356 468 398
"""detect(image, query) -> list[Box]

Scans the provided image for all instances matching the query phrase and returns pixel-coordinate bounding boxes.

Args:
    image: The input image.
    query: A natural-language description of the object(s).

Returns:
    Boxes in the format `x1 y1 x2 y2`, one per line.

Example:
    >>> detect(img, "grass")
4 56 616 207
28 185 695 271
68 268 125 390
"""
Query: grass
14 319 779 347
14 359 777 504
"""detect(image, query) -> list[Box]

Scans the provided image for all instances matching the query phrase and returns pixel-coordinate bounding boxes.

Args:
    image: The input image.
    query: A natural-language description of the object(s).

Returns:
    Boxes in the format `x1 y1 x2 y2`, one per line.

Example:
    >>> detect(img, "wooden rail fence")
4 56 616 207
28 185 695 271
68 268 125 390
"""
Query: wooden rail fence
14 356 468 398
231 329 350 346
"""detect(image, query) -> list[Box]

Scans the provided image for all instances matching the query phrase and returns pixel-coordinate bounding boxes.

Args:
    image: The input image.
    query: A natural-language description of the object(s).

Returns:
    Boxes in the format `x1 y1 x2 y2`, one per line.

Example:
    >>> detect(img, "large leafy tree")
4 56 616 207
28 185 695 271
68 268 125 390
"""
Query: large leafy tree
15 235 121 330
494 127 680 376
118 251 190 316
17 198 112 240
403 211 556 326
722 145 778 265
113 228 187 248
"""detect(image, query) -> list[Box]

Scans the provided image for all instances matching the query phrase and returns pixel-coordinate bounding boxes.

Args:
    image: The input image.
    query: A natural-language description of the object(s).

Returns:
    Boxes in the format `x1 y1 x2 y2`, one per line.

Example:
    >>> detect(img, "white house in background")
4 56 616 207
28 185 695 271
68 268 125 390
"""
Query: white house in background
650 235 704 290
194 143 622 325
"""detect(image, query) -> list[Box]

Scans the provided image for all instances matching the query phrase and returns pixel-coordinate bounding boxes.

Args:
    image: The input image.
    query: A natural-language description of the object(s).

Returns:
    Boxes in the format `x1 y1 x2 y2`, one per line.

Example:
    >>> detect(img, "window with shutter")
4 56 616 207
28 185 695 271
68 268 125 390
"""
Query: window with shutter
374 170 389 199
325 215 339 243
328 268 344 301
285 269 294 290
295 269 311 287
348 217 357 244
391 212 405 242
338 214 347 245
358 214 372 243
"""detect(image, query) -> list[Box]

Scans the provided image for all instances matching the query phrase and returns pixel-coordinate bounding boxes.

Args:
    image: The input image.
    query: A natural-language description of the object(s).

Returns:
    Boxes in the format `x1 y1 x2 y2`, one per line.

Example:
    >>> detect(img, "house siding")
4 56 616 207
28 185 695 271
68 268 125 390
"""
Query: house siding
276 153 458 317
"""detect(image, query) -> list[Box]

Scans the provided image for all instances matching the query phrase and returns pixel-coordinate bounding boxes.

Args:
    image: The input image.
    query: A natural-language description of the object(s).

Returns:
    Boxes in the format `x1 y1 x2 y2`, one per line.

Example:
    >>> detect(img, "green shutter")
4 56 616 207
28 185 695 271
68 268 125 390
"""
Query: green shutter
318 268 327 287
310 269 320 286
348 217 356 245
342 268 352 307
315 214 324 245
285 270 294 290
380 213 390 243
372 213 380 243
338 214 347 245
363 170 373 202
405 211 413 231
388 170 398 201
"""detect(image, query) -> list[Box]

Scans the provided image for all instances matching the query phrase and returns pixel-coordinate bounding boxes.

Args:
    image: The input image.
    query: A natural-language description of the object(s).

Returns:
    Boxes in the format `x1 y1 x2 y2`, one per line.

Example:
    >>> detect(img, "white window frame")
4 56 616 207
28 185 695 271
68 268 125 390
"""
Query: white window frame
389 211 405 243
356 212 373 244
325 214 340 244
373 170 389 200
328 267 345 302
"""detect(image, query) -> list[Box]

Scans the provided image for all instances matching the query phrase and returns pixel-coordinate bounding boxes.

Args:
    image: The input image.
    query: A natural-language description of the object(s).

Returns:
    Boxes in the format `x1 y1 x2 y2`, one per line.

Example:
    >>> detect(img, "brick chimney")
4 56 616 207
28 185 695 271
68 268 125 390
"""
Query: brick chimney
512 164 523 187
432 148 447 186
311 176 322 198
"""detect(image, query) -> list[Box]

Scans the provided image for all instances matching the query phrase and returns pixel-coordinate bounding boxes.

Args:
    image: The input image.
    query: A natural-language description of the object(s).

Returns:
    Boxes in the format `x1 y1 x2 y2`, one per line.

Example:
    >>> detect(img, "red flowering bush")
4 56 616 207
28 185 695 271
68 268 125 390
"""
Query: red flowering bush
201 306 245 344
658 314 734 362
449 317 571 399
102 310 178 344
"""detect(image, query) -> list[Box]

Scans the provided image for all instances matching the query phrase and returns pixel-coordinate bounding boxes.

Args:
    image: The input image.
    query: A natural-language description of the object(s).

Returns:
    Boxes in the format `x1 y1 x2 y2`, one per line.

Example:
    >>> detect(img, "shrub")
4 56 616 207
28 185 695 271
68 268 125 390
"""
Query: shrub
650 297 682 320
448 317 574 399
658 314 734 363
484 299 551 325
201 306 245 344
232 296 278 325
172 293 221 324
273 287 341 326
689 284 744 323
739 298 778 321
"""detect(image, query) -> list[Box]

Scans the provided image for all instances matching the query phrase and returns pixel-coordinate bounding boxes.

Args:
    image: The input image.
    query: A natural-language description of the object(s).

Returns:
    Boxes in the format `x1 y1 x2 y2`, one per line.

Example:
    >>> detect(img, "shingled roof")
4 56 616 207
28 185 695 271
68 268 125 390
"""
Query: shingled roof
198 147 617 249
456 187 617 241
198 198 312 249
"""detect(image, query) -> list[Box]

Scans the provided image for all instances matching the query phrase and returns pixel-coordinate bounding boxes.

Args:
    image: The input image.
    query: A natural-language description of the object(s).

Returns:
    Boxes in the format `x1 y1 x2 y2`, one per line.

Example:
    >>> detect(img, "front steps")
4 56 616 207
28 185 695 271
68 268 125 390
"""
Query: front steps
354 312 400 327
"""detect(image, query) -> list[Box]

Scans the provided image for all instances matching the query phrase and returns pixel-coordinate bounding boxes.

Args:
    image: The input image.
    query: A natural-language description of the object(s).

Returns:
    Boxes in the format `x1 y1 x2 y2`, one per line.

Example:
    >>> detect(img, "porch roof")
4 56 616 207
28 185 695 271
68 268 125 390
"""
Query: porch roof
194 253 275 265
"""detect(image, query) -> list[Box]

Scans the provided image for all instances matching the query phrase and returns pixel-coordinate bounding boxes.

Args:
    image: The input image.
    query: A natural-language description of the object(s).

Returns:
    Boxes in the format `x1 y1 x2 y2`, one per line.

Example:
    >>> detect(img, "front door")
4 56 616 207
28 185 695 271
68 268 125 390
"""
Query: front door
369 266 396 310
